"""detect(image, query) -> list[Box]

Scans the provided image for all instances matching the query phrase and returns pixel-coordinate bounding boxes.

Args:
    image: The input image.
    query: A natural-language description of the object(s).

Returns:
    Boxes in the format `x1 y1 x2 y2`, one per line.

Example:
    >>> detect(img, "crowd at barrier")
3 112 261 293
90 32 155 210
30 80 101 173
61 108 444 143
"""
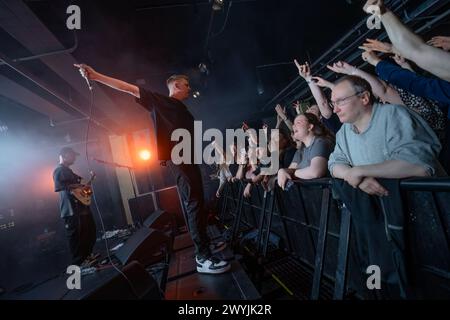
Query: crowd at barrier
209 0 450 299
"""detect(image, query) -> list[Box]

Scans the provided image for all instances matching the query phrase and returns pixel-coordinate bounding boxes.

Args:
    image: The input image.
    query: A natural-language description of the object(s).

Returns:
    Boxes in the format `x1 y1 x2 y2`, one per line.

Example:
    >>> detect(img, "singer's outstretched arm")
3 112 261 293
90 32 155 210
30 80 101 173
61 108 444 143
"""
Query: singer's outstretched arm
74 64 140 98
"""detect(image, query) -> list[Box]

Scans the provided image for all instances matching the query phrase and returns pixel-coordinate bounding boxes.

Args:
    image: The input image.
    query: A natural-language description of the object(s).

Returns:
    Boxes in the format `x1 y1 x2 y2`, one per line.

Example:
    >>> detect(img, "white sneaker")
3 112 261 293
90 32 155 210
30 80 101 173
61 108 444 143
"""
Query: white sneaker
209 241 227 254
196 255 231 274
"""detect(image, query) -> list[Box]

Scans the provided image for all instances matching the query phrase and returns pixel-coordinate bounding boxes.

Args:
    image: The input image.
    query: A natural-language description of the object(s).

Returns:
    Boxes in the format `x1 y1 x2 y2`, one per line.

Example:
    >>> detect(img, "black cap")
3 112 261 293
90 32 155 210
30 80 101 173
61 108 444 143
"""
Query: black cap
59 147 80 157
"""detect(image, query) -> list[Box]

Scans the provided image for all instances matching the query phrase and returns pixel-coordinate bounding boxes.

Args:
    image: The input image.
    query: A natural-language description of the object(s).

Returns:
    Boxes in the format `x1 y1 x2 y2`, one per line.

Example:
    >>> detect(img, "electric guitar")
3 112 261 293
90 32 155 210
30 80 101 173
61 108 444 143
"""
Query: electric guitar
70 171 96 206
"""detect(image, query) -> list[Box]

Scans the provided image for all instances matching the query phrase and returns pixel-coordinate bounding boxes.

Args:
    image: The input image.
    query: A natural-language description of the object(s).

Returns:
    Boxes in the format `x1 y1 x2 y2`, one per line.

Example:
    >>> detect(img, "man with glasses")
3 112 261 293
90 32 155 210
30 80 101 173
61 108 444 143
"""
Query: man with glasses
328 75 444 196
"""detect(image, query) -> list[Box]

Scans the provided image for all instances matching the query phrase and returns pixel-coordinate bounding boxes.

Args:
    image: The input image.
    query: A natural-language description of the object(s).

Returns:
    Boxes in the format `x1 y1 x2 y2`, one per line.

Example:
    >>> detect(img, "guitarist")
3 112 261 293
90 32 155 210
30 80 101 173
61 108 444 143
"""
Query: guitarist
53 147 97 266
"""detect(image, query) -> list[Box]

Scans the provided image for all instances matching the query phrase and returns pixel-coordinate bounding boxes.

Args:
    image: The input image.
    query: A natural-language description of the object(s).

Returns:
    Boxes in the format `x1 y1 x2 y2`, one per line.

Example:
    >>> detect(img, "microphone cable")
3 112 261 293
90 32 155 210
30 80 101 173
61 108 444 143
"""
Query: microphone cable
81 75 141 299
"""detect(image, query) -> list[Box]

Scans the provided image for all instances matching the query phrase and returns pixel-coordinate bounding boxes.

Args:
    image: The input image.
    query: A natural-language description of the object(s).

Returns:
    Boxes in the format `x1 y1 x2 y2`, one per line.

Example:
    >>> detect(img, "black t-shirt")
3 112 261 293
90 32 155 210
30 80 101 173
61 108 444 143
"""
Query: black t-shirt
135 87 195 162
321 114 342 134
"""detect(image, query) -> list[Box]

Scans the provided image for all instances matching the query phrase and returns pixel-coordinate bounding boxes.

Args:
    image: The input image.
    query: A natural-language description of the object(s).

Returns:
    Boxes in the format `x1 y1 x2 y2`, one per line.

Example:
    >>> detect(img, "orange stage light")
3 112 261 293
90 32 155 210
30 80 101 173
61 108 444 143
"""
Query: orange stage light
138 149 151 161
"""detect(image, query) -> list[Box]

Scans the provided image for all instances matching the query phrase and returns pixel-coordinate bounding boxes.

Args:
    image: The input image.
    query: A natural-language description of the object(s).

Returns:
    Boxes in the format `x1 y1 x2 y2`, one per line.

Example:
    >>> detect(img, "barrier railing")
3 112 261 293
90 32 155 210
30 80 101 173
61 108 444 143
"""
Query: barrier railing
218 177 450 299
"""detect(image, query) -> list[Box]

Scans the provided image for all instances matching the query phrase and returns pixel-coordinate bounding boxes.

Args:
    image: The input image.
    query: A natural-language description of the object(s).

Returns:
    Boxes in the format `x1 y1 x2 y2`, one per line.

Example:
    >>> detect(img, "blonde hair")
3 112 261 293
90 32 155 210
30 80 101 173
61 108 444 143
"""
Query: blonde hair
166 74 189 88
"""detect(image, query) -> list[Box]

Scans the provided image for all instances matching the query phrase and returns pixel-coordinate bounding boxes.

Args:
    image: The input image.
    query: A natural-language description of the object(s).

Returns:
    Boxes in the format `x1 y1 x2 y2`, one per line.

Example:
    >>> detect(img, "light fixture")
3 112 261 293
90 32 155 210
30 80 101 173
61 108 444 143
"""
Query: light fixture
257 83 264 95
211 0 224 11
193 91 201 99
256 72 264 95
198 63 209 75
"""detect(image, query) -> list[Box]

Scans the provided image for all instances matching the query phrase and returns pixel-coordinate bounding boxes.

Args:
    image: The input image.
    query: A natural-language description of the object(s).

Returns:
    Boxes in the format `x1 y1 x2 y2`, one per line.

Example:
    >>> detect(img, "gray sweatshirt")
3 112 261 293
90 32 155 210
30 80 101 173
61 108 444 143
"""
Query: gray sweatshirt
328 103 444 176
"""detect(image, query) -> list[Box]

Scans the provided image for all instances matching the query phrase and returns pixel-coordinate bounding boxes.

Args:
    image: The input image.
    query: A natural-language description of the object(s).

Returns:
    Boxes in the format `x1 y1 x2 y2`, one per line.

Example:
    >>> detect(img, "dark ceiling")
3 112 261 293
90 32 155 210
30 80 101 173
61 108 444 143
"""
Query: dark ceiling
0 0 374 132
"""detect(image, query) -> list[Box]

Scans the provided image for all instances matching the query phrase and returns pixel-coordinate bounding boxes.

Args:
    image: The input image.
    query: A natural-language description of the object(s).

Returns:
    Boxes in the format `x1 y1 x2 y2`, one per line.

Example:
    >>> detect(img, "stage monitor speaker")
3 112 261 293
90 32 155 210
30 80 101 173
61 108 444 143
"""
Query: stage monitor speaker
144 209 177 235
115 227 172 266
128 193 156 225
77 261 162 300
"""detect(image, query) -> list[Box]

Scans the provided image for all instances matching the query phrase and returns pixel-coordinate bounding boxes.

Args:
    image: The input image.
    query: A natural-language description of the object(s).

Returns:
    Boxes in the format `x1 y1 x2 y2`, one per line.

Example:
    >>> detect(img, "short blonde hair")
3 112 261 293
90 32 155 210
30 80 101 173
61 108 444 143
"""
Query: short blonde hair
166 74 189 87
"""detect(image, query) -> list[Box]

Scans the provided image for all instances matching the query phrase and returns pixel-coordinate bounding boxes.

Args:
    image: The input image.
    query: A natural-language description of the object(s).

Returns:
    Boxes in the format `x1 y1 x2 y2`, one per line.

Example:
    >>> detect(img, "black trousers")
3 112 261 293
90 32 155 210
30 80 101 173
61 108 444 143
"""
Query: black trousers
63 208 97 266
169 162 211 258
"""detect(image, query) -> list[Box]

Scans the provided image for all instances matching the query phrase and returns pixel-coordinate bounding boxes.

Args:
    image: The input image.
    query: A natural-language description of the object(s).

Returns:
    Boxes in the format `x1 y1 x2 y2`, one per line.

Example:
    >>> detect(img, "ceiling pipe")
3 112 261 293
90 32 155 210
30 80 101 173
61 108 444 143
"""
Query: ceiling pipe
0 31 78 66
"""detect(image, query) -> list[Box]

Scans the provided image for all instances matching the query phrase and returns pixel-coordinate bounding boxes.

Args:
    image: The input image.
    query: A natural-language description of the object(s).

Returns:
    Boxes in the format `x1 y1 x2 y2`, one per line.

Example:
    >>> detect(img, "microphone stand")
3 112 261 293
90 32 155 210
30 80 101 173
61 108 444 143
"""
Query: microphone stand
92 158 141 225
92 158 144 227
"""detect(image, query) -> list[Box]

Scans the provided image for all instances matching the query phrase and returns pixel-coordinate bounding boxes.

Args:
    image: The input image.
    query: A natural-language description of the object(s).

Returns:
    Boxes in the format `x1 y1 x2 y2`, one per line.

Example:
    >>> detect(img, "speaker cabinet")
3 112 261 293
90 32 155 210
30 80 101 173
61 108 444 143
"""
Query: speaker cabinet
144 209 177 235
128 193 156 225
66 261 162 300
115 227 172 266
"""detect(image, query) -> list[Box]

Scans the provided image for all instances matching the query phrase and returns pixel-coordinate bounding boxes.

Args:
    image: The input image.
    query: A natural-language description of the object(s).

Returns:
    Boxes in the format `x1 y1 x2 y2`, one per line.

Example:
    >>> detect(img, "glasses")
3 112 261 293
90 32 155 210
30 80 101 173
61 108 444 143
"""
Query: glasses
329 91 366 109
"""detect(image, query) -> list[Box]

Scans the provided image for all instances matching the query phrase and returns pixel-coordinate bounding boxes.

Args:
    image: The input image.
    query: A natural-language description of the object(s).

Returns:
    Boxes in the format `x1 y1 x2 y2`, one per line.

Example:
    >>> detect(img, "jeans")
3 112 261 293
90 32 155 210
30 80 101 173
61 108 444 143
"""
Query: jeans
169 162 211 258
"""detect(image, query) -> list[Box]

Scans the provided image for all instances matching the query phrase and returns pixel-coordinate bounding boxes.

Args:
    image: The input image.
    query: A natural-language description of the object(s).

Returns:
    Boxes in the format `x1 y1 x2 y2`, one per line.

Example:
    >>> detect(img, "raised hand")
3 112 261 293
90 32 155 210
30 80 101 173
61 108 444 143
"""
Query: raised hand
311 76 335 89
292 100 301 114
427 36 450 52
269 134 279 153
73 63 97 80
275 104 288 121
294 59 312 82
359 38 393 54
276 114 283 127
245 124 258 146
361 50 382 66
327 61 356 75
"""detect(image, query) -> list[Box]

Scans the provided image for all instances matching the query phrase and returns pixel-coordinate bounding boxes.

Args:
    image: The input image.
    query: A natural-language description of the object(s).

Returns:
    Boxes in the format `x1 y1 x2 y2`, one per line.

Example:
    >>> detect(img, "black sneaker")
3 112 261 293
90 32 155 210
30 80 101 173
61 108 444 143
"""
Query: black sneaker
196 255 231 274
209 241 227 254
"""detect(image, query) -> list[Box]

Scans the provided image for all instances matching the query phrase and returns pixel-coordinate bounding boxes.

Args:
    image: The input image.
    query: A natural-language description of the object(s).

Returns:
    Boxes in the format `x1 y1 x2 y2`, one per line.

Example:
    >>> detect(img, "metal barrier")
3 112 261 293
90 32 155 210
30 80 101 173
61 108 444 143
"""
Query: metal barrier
218 177 450 299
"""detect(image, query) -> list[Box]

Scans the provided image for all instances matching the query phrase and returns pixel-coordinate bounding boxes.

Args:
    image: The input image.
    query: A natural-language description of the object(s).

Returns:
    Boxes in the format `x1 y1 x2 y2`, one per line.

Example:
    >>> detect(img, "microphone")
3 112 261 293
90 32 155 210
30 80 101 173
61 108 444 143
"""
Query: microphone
91 157 134 169
91 157 106 164
79 67 93 91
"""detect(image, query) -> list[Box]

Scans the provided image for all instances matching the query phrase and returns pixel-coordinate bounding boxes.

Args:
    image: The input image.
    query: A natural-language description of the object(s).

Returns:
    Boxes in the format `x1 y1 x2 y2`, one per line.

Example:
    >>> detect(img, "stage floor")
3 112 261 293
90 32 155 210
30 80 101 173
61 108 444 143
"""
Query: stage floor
1 224 260 300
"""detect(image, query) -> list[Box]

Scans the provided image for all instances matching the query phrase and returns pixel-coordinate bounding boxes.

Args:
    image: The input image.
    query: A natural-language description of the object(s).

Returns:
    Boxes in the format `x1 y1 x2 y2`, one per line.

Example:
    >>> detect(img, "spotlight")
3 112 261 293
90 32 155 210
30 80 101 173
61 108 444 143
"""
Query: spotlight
211 0 224 11
193 91 201 99
138 149 151 161
256 73 264 95
257 83 264 95
198 62 209 75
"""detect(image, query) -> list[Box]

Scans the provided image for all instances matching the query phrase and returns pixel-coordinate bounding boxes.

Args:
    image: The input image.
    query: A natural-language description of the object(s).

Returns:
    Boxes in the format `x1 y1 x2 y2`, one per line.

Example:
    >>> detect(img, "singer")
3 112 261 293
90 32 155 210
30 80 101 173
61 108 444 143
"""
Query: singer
74 64 230 274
